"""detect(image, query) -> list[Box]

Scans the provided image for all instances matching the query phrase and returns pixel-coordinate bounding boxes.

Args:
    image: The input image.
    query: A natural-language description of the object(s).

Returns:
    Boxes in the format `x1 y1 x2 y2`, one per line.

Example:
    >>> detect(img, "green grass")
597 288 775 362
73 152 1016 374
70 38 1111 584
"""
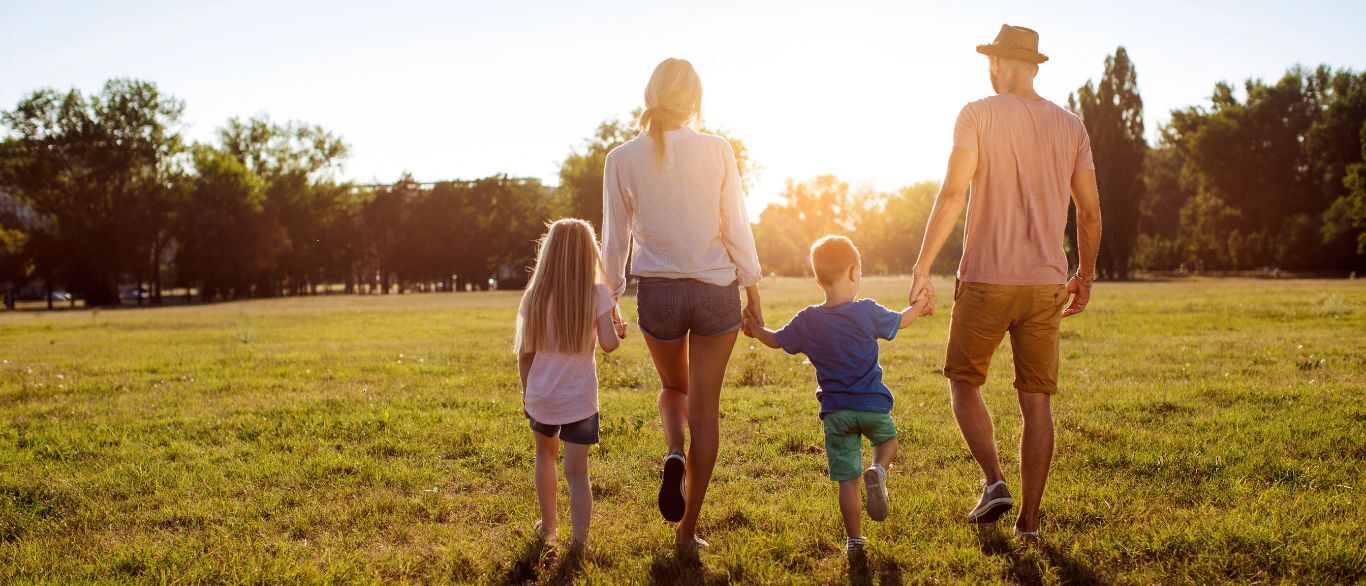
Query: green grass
1 277 1363 584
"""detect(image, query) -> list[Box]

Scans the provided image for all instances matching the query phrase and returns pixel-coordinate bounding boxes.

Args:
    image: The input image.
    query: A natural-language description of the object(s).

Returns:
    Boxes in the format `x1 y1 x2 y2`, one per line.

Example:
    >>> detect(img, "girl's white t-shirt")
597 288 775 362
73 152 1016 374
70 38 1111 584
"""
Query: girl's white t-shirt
522 283 616 425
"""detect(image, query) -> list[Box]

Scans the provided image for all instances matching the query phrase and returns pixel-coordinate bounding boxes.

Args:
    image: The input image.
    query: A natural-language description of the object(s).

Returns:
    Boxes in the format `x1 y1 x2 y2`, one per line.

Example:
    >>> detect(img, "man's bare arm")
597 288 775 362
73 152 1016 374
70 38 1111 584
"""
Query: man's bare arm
1064 169 1103 317
909 146 978 314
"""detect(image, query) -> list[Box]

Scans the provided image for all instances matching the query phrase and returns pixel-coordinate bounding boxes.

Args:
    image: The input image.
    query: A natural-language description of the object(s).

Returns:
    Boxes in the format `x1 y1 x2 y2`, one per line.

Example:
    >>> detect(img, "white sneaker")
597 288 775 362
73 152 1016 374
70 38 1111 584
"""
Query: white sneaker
966 480 1013 523
863 464 889 522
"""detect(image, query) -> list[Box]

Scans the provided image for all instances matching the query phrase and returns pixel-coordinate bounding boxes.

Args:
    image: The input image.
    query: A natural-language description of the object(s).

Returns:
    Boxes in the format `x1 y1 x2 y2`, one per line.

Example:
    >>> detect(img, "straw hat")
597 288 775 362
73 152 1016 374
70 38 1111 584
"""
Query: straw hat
976 24 1049 64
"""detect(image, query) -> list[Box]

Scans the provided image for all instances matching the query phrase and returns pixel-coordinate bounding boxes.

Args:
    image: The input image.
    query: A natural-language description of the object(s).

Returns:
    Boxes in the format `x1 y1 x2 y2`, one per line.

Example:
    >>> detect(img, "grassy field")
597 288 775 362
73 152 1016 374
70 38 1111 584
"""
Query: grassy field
1 277 1362 584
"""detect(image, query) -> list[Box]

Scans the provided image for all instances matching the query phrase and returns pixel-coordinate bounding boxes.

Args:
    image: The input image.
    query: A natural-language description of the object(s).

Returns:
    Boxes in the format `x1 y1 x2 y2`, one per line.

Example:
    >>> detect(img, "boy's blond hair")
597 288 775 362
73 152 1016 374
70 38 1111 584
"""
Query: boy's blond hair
810 235 861 286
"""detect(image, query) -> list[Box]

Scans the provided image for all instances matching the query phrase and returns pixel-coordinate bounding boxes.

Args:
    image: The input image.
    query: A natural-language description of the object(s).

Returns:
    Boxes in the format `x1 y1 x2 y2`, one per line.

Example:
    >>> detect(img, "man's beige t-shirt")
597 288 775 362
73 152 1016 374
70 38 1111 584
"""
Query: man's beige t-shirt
952 94 1095 285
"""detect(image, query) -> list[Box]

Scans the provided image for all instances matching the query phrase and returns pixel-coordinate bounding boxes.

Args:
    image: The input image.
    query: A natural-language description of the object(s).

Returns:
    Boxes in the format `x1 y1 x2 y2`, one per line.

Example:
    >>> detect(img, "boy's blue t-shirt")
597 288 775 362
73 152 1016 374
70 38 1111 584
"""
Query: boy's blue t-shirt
772 299 902 416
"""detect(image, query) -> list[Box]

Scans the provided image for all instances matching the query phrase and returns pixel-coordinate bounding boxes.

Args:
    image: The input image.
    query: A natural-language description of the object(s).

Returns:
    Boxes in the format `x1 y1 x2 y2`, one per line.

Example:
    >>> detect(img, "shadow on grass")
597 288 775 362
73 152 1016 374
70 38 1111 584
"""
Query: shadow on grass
647 547 728 585
497 537 552 585
847 552 903 586
974 525 1104 585
546 545 587 586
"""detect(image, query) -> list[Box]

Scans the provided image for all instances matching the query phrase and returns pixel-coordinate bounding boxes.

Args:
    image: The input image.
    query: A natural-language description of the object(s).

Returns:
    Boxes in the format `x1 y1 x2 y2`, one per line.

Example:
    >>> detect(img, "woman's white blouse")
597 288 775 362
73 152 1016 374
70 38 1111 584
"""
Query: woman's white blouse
601 127 762 298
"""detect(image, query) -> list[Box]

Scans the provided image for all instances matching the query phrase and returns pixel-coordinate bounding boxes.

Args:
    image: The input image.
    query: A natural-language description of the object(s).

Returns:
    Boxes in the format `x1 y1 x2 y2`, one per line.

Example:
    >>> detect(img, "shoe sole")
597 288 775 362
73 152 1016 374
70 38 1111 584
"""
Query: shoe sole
659 457 686 523
863 469 888 522
968 498 1013 524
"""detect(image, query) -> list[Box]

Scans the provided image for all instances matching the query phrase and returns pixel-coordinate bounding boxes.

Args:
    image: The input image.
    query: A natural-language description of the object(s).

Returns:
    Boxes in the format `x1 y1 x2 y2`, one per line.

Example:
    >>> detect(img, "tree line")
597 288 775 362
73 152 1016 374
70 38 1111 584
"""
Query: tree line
0 80 559 308
2 50 1363 308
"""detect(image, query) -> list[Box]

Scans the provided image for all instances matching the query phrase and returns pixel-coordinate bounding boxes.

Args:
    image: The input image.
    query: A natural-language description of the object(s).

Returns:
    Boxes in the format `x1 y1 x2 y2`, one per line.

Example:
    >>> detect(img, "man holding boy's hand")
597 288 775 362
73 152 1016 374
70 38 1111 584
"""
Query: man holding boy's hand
905 24 1103 543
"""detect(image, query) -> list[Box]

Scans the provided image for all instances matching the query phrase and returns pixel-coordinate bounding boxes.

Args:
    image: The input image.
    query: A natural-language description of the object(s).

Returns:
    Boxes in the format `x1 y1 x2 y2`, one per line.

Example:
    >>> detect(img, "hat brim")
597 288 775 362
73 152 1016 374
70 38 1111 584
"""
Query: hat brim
976 44 1049 64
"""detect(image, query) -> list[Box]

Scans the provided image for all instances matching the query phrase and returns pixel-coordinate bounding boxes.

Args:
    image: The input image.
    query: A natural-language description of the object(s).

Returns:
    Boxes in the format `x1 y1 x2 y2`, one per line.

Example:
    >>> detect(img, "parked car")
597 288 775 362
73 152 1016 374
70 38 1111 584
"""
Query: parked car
119 286 149 302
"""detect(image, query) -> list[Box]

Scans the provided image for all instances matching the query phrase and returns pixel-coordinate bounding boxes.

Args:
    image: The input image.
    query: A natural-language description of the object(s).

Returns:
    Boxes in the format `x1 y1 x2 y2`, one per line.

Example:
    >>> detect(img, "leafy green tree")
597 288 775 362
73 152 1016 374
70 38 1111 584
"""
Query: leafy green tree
1069 46 1147 279
0 79 185 306
0 219 28 309
363 175 421 294
177 145 287 300
217 115 352 295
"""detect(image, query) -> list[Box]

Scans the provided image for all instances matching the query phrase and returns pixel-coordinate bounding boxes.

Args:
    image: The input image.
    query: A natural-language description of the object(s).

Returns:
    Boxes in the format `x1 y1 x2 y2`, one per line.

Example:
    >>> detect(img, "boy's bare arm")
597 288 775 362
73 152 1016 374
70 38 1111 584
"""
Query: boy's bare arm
743 313 783 349
751 325 782 349
899 298 928 329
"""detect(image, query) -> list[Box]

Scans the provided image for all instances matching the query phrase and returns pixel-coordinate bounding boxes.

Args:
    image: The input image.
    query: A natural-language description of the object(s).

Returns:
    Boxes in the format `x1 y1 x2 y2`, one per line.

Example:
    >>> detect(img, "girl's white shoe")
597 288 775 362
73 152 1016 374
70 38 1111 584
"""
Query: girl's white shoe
534 519 556 545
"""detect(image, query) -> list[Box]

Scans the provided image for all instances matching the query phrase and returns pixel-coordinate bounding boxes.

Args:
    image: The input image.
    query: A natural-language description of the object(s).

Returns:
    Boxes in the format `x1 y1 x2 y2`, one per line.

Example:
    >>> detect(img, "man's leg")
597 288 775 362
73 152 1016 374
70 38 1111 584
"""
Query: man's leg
950 380 1005 484
1016 391 1053 533
944 282 1011 485
1009 283 1066 534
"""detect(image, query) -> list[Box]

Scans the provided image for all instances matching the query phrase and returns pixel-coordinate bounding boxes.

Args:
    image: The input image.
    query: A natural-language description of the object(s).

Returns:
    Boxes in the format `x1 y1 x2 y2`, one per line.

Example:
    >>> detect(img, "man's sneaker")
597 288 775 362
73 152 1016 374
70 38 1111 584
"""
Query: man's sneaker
658 453 686 522
966 479 1013 523
863 464 889 522
844 537 866 556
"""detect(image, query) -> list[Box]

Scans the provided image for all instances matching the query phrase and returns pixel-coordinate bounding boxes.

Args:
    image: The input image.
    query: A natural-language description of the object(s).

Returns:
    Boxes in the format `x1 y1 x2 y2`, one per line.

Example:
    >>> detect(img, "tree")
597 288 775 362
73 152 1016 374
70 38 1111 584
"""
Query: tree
1322 122 1366 257
0 217 27 309
1069 46 1147 279
1149 66 1366 272
0 79 185 306
176 145 287 300
217 115 352 295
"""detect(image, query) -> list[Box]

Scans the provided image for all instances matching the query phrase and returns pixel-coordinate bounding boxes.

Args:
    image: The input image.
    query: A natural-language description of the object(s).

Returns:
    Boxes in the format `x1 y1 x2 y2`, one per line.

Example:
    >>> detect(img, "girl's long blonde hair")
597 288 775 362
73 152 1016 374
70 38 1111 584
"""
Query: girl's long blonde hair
638 58 703 164
515 219 604 354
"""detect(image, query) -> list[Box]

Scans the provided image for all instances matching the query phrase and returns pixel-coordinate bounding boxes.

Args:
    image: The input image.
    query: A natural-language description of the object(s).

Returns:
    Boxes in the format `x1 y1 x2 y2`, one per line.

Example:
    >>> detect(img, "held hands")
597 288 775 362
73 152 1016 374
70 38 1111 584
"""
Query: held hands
1061 274 1093 318
909 273 936 317
741 304 763 338
610 306 628 338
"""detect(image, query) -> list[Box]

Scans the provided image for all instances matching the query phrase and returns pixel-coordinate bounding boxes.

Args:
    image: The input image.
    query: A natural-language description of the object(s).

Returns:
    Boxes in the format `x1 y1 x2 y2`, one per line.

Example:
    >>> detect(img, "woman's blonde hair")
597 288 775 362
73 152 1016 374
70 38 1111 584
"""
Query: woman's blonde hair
515 218 604 354
638 58 703 164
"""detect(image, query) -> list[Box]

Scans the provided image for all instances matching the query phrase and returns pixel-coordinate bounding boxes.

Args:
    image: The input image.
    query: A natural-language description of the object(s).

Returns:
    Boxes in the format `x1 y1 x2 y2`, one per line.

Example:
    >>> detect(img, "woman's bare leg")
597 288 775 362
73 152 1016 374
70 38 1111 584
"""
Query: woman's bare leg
675 330 738 544
644 335 690 455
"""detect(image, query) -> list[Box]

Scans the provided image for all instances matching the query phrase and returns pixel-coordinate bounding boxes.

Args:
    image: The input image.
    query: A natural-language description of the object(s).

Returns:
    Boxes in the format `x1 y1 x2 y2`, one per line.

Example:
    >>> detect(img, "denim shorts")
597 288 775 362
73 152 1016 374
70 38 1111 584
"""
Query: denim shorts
529 413 599 445
635 277 742 342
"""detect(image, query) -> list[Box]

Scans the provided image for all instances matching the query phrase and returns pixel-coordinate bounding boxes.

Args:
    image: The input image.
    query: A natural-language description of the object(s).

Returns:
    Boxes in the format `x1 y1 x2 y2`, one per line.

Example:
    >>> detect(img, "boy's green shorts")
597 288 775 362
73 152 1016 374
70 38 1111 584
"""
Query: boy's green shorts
822 409 898 481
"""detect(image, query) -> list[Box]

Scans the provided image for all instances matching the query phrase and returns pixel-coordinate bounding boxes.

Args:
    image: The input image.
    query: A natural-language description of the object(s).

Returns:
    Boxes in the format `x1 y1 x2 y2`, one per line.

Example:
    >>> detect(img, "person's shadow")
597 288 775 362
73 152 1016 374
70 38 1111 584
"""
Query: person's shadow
846 552 903 586
647 547 728 585
974 525 1104 585
496 539 588 585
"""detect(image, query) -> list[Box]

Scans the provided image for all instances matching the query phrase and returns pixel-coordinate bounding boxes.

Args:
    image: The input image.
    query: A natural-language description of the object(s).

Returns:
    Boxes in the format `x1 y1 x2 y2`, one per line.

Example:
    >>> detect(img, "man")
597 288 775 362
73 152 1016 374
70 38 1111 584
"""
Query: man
908 24 1103 543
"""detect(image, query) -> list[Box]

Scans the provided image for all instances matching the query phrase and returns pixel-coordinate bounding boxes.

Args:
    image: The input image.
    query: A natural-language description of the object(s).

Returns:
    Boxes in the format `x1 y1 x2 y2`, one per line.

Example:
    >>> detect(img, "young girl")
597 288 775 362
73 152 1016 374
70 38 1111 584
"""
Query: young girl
515 218 621 549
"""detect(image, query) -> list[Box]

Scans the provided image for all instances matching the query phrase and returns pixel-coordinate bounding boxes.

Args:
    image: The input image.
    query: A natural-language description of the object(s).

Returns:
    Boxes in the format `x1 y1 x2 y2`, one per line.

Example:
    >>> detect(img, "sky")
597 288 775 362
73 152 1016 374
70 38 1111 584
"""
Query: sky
3 0 1365 215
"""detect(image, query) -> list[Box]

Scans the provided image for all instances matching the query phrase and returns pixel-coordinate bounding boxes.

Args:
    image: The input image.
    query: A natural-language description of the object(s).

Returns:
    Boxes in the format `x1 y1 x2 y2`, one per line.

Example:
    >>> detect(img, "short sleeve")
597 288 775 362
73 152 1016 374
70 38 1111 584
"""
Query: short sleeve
1074 123 1096 171
594 283 616 317
953 104 979 150
865 300 902 341
772 312 806 355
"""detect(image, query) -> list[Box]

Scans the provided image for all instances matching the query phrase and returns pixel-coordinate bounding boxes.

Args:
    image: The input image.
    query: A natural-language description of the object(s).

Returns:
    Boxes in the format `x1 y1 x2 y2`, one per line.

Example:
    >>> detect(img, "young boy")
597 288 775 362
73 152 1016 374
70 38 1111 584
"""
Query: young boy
743 235 925 555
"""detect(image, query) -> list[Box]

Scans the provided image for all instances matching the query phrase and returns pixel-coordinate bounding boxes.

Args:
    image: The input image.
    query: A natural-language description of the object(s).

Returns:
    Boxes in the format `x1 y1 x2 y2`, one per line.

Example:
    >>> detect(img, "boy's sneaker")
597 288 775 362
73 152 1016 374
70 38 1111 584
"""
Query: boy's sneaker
863 464 889 522
1014 527 1042 546
844 537 866 556
658 453 686 522
966 479 1013 523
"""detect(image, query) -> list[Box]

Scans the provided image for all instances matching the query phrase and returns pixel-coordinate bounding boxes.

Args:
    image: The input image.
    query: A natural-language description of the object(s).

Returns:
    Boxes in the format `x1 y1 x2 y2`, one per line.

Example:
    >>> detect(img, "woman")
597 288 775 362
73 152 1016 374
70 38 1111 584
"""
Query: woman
601 58 763 550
